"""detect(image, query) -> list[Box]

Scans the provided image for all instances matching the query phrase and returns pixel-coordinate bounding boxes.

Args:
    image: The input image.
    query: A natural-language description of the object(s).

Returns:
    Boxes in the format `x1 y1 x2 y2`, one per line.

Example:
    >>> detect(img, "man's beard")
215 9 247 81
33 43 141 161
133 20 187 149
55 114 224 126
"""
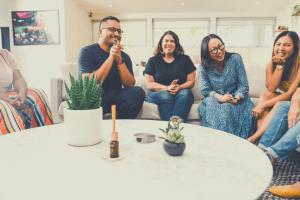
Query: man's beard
105 36 120 47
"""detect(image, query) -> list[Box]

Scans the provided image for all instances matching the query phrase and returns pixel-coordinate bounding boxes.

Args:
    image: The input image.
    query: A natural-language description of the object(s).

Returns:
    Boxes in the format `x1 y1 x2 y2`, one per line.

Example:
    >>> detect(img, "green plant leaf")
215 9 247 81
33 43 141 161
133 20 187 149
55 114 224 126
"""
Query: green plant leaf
65 99 72 110
86 73 95 106
89 74 97 107
158 136 166 140
92 77 104 108
79 74 83 92
65 74 104 110
159 128 166 133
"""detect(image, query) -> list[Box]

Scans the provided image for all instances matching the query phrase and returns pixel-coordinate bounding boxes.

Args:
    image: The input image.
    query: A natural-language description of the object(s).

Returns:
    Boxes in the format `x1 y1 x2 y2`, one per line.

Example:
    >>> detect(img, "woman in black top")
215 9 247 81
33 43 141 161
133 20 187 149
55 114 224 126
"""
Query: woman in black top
144 31 196 121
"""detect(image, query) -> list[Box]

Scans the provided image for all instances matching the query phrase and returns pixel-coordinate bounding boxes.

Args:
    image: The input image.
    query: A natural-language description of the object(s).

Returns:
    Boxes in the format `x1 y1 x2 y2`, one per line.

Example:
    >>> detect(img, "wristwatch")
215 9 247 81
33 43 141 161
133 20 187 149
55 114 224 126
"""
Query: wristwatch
276 64 284 70
118 59 124 65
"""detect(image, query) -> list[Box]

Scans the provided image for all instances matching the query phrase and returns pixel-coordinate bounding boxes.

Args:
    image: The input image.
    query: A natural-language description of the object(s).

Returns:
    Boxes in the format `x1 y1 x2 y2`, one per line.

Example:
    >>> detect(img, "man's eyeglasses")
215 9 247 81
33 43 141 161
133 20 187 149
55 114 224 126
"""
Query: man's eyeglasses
209 44 225 54
102 27 123 34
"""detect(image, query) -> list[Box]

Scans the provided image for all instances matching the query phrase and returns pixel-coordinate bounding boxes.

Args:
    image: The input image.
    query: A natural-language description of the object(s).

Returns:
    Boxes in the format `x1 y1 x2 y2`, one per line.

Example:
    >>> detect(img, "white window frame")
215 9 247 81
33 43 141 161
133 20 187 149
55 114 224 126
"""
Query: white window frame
216 17 276 48
119 19 147 47
152 18 210 48
92 19 147 47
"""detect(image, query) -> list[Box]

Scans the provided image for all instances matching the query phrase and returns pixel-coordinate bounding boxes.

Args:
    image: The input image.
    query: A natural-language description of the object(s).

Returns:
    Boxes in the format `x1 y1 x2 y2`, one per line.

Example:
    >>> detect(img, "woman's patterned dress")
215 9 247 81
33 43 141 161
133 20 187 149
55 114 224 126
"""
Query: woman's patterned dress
198 54 256 139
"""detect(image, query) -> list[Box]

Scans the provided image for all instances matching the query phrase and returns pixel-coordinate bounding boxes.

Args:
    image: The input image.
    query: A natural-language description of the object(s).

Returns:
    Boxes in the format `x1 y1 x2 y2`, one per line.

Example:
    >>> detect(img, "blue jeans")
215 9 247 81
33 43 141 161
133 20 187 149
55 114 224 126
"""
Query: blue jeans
258 101 300 163
147 89 194 122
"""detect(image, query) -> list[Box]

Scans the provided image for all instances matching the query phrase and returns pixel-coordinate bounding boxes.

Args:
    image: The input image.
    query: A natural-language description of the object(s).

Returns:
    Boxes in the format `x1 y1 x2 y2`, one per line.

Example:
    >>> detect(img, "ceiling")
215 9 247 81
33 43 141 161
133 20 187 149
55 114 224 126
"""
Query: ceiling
72 0 296 14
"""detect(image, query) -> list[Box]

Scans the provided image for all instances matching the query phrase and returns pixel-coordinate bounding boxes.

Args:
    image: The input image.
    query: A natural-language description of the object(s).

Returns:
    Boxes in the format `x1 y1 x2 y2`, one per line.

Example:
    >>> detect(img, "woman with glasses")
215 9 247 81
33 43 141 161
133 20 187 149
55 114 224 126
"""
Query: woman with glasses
247 31 300 144
144 31 196 122
198 34 256 139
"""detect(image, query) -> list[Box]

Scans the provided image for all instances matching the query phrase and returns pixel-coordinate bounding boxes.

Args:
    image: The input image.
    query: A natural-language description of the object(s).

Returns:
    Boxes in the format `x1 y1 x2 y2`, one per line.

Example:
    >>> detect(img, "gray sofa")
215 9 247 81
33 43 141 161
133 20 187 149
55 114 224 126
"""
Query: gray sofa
50 62 267 125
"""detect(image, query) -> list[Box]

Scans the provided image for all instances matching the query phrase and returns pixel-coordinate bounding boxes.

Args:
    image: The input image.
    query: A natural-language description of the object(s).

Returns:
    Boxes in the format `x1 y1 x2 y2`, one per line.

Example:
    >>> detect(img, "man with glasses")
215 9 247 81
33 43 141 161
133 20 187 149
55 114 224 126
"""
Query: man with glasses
78 16 145 119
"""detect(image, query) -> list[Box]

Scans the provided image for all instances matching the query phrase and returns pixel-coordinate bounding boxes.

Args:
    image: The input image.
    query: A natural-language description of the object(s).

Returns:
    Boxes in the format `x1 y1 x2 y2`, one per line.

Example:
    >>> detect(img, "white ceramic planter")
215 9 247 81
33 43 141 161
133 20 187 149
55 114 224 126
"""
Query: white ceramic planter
64 107 102 146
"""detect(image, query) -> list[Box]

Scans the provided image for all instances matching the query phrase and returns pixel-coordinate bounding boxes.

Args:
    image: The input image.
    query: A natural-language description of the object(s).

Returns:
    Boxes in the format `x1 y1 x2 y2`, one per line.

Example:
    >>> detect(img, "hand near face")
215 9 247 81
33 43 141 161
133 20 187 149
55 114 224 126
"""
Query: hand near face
110 41 124 62
272 55 286 65
252 105 265 119
272 35 294 65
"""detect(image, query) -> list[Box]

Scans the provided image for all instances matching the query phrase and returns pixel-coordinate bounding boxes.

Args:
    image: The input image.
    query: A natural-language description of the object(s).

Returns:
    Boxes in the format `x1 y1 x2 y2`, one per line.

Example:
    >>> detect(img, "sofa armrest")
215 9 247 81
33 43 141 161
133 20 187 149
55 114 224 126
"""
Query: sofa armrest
50 78 64 124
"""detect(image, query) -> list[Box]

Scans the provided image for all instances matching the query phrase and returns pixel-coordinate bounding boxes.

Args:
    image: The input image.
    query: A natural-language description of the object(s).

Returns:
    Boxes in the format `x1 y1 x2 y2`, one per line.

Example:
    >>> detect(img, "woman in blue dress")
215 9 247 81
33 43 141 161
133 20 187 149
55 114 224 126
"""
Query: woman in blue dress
198 34 256 139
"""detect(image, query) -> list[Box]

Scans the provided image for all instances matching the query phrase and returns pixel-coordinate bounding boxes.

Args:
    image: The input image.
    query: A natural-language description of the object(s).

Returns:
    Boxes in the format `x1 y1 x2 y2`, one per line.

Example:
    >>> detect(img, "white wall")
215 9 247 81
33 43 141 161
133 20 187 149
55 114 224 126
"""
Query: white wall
277 0 300 33
93 12 278 65
9 0 66 97
0 0 9 27
64 0 92 62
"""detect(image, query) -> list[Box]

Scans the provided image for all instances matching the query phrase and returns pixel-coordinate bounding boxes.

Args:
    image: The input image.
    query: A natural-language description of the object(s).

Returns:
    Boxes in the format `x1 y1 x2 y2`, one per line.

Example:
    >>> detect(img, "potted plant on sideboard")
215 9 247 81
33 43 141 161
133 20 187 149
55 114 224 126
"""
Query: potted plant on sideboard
159 116 186 156
64 73 104 146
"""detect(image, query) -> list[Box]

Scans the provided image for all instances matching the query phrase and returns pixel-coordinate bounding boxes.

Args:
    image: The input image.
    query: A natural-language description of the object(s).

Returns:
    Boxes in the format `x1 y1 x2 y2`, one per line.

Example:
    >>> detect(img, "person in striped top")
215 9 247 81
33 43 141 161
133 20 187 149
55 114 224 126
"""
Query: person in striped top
0 49 53 135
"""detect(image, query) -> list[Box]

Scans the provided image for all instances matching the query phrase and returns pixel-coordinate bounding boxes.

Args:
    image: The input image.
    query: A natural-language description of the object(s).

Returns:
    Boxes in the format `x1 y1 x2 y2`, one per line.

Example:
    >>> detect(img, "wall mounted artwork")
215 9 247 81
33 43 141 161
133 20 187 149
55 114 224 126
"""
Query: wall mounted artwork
12 10 60 46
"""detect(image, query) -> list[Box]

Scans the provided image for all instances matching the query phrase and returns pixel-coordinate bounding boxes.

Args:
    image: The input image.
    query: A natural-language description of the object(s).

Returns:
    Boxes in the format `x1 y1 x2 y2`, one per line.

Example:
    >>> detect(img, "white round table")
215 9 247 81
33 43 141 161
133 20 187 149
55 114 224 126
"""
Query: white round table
0 120 272 200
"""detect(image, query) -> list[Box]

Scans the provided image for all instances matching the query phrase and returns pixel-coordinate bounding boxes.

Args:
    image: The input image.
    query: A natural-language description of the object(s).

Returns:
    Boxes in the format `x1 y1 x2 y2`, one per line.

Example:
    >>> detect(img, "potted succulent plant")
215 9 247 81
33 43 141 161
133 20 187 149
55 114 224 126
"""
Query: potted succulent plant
159 116 186 156
64 73 104 146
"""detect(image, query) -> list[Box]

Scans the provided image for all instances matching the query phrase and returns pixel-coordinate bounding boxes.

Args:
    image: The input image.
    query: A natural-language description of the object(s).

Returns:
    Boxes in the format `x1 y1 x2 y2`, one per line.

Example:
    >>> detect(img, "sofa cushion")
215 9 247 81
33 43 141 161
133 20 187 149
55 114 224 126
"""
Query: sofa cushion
250 97 259 106
59 100 202 121
136 101 201 121
132 65 145 77
61 63 78 100
244 63 266 98
190 69 203 101
135 76 149 101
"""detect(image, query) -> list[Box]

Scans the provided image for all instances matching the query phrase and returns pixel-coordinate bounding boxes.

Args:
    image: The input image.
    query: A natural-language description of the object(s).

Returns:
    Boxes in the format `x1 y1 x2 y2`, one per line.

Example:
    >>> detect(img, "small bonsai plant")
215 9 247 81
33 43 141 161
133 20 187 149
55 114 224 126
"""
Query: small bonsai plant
159 116 185 143
65 73 104 110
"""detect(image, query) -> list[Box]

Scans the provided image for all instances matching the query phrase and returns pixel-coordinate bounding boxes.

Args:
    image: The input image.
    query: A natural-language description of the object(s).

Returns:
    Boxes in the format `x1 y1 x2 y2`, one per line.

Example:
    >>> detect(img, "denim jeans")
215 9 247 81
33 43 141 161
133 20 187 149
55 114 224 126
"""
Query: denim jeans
147 89 194 121
258 101 300 163
101 87 145 119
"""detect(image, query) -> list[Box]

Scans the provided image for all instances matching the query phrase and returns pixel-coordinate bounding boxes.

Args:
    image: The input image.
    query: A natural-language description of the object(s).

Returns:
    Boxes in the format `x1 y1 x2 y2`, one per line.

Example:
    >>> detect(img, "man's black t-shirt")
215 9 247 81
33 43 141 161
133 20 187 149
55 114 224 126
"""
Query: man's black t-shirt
143 54 196 86
78 43 133 91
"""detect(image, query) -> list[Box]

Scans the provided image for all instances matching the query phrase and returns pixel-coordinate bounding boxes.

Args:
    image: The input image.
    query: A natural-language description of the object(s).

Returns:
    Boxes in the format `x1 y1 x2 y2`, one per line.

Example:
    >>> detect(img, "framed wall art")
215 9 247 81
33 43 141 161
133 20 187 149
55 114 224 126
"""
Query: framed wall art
12 10 60 46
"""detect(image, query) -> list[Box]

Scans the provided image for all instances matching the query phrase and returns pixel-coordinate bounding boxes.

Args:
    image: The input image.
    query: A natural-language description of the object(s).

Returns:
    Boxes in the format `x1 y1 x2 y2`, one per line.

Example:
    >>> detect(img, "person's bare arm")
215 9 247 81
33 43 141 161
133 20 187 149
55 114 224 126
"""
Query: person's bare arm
0 91 12 102
145 74 175 91
288 88 300 128
262 68 300 108
112 42 135 88
12 69 27 109
177 71 196 90
169 71 196 95
12 70 27 94
265 61 284 92
117 62 135 88
82 55 115 83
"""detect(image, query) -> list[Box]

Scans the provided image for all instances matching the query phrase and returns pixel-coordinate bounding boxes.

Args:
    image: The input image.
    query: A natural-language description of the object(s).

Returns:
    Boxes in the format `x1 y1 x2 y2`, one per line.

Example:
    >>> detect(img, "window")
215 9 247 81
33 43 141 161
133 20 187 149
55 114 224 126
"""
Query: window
152 18 210 47
216 18 276 47
92 19 147 47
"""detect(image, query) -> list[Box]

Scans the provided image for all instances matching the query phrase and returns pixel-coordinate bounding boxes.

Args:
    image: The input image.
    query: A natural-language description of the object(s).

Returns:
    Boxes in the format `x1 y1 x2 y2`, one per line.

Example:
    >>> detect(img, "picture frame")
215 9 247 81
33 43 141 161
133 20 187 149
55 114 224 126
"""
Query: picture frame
11 10 60 46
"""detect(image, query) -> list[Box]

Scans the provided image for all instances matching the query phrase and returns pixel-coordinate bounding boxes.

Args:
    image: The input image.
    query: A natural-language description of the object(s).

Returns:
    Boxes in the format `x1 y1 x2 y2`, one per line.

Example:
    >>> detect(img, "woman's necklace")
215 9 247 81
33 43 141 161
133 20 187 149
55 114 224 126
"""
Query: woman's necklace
214 59 225 69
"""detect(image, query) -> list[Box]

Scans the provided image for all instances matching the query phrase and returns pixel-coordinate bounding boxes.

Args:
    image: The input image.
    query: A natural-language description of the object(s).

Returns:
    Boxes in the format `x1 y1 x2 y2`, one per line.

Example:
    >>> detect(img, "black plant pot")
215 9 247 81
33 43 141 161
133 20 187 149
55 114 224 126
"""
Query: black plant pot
163 140 186 156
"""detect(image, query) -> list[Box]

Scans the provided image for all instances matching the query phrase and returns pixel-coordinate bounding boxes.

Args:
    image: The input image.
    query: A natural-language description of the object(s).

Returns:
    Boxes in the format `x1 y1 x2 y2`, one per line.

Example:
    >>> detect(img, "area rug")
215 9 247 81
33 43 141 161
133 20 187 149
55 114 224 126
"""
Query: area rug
257 151 300 200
